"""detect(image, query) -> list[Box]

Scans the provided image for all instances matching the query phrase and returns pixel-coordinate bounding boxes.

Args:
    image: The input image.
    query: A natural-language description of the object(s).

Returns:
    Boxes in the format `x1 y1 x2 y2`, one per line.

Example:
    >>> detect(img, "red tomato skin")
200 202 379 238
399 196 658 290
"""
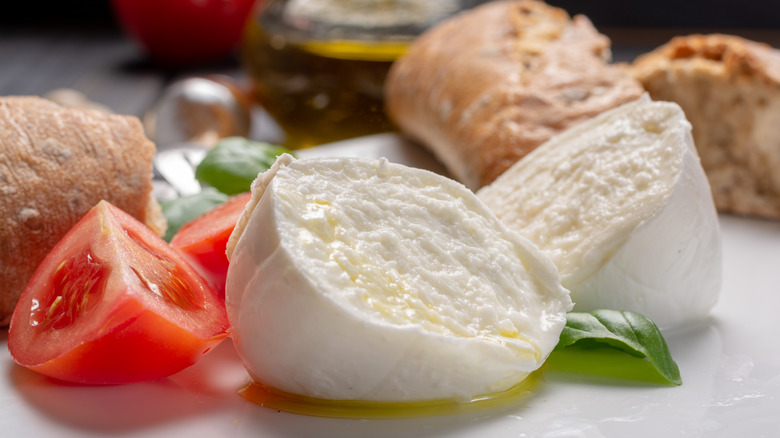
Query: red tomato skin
8 201 230 385
171 192 252 299
27 301 227 384
111 0 259 66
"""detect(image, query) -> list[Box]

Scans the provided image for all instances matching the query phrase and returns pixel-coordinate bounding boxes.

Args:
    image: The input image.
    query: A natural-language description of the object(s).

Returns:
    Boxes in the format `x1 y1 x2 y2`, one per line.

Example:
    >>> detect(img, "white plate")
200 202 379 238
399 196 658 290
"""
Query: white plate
2 134 779 438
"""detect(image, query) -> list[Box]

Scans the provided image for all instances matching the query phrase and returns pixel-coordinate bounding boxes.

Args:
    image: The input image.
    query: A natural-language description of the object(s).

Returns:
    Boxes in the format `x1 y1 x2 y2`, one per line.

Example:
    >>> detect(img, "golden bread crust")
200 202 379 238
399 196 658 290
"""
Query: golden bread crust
0 96 163 325
385 0 644 189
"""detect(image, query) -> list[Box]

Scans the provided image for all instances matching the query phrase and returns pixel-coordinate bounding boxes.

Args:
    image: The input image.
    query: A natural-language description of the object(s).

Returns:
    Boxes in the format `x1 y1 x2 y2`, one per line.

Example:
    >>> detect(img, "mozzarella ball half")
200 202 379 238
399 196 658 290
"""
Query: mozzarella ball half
478 95 722 329
226 154 572 402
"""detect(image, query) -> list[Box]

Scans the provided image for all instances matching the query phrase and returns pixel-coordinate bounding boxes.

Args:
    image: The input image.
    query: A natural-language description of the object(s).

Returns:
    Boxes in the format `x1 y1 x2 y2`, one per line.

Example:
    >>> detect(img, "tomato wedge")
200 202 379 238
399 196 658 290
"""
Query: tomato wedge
170 192 251 299
8 201 229 384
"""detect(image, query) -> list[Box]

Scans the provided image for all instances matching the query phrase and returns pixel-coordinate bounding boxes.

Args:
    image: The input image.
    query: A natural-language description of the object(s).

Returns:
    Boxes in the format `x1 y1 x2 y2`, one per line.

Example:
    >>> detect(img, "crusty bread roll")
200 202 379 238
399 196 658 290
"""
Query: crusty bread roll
385 0 644 190
0 96 165 325
631 34 780 218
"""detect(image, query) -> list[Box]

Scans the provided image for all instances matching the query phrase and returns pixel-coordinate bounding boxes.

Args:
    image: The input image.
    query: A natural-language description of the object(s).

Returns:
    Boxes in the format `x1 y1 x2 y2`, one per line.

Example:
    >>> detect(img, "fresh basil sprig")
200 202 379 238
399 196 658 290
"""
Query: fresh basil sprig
194 137 293 195
159 188 229 241
160 137 292 241
550 309 682 385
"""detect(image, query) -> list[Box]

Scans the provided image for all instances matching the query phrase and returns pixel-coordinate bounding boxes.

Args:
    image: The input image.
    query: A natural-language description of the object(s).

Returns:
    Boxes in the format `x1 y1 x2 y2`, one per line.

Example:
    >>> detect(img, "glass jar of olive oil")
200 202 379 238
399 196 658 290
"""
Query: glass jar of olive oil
242 0 487 149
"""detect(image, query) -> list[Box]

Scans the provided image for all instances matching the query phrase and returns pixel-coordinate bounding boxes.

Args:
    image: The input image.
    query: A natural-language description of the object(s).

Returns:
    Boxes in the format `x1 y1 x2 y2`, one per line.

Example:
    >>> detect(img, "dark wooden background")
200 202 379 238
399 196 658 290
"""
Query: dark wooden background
1 0 779 119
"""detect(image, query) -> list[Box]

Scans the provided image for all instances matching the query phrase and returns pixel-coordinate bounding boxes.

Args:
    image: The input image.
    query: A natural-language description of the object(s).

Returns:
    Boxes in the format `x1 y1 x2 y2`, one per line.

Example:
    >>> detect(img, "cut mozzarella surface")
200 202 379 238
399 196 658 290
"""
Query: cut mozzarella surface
478 95 722 329
225 154 572 402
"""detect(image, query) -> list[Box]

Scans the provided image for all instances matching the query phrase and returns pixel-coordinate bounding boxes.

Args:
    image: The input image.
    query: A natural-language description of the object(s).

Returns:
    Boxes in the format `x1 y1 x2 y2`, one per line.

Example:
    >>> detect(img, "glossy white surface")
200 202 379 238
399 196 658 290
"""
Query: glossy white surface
2 134 779 437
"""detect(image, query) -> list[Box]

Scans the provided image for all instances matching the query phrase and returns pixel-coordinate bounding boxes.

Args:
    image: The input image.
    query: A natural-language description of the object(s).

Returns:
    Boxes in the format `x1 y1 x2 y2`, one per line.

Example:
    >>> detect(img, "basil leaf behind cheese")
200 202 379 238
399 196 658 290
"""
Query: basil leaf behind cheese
195 137 293 195
550 309 682 385
160 189 229 241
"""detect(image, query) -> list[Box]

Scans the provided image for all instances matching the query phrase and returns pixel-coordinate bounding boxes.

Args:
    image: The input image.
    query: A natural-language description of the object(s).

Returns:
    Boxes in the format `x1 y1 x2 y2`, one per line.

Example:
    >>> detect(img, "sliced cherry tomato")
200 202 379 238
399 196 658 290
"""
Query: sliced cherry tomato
170 192 251 299
8 201 229 384
111 0 259 66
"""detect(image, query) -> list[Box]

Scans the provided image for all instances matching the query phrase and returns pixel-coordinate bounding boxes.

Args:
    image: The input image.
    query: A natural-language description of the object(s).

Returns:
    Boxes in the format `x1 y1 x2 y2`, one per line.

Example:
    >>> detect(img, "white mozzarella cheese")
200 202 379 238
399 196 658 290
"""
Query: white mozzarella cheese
225 154 572 402
478 95 722 329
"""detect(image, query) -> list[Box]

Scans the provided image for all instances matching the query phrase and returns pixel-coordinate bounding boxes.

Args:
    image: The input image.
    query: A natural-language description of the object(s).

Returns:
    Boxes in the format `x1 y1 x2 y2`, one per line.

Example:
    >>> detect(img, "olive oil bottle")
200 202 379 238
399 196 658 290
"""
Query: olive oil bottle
242 0 487 149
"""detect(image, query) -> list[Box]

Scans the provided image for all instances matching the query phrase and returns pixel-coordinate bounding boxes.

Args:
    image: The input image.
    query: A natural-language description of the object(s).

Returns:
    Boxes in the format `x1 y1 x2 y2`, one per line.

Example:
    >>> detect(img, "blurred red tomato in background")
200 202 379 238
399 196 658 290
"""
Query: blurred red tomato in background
112 0 259 67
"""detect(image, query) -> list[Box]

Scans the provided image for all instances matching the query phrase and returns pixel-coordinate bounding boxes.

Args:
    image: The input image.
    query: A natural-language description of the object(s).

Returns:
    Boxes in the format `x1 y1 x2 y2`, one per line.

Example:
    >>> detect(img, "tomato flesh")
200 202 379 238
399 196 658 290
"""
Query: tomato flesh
8 201 229 384
171 192 251 299
33 248 106 331
128 226 206 311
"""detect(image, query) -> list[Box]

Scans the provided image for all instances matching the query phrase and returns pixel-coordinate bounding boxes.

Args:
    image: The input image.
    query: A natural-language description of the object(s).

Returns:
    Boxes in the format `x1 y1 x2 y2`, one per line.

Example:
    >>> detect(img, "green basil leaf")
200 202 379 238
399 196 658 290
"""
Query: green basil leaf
551 309 682 385
195 137 293 195
160 188 229 241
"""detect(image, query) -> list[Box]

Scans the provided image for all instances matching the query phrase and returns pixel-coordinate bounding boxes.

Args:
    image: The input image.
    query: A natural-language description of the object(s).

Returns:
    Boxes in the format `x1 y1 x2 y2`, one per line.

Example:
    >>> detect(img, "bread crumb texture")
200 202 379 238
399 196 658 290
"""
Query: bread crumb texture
632 34 780 218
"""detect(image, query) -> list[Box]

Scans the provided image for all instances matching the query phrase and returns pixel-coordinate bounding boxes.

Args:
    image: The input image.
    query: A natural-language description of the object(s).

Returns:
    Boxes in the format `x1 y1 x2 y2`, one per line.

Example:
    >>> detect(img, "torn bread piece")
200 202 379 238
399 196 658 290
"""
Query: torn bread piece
632 33 780 218
386 0 644 189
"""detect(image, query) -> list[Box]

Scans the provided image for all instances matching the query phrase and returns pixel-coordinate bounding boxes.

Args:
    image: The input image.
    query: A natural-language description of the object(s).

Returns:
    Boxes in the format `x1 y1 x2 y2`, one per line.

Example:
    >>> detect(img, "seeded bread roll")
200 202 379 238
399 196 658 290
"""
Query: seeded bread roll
385 0 644 190
0 96 165 325
631 34 780 218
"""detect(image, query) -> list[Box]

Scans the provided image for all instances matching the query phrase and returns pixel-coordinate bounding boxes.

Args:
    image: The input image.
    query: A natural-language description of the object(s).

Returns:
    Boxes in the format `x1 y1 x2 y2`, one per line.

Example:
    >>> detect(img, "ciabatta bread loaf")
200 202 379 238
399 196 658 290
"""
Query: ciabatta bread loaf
385 0 644 189
631 34 780 218
0 96 165 325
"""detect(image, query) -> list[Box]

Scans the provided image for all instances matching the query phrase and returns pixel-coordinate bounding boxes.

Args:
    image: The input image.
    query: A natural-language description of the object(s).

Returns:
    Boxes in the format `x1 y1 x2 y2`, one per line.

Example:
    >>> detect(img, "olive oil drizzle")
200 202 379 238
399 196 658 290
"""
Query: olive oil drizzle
238 372 541 419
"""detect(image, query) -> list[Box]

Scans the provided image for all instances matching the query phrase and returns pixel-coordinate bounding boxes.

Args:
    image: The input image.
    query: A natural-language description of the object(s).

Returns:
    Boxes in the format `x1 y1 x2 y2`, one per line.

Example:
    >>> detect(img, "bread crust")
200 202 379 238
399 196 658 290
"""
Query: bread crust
0 96 163 325
385 0 644 189
632 34 780 218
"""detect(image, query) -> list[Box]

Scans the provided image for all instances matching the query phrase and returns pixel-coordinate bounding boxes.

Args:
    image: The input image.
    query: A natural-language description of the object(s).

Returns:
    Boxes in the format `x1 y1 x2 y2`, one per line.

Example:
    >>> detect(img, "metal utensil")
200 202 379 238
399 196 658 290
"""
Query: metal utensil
153 144 209 199
146 75 252 199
